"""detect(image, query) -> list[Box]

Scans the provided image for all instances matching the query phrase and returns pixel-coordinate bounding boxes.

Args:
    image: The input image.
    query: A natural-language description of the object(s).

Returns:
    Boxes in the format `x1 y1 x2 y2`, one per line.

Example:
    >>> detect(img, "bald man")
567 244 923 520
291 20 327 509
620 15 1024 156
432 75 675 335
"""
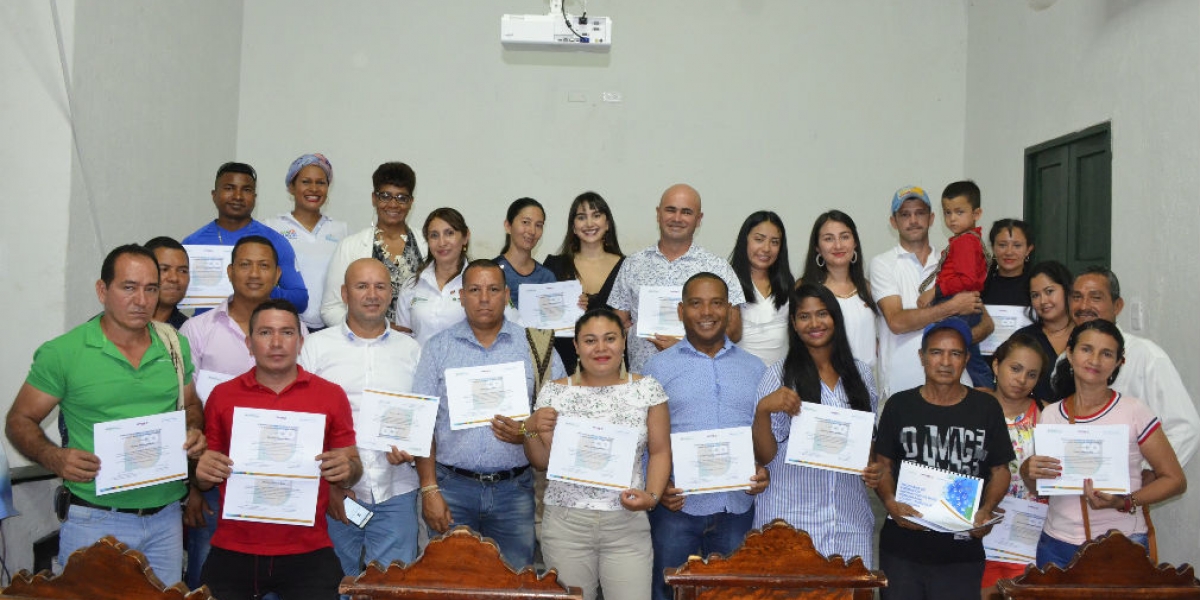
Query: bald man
609 184 746 372
299 258 423 574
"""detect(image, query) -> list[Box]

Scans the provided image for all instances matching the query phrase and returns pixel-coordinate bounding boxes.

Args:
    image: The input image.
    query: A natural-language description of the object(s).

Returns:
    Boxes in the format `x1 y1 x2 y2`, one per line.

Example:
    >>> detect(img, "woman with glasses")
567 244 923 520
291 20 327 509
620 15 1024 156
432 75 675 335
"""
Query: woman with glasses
321 162 427 326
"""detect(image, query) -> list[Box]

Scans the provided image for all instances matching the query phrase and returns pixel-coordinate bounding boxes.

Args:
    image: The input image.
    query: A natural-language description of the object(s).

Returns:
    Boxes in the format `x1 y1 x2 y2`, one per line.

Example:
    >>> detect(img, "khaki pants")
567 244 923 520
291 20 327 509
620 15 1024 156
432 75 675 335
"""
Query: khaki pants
541 505 652 600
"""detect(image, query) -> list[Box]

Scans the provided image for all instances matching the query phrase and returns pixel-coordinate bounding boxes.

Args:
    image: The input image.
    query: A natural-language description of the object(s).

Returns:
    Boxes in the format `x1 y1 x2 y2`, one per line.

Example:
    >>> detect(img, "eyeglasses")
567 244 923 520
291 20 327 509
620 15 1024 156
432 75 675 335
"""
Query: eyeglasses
374 191 413 205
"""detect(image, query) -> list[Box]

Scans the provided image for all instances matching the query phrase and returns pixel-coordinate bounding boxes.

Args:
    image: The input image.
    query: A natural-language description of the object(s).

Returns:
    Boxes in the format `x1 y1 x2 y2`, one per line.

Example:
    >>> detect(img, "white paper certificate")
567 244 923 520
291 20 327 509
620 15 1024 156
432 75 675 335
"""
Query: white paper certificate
1034 424 1130 495
635 286 684 339
93 411 188 495
895 461 988 532
195 369 238 406
984 496 1048 564
980 305 1034 354
671 427 756 495
784 403 875 474
222 474 320 526
357 389 440 456
518 280 584 337
228 407 325 478
445 361 531 430
180 245 234 309
546 417 639 491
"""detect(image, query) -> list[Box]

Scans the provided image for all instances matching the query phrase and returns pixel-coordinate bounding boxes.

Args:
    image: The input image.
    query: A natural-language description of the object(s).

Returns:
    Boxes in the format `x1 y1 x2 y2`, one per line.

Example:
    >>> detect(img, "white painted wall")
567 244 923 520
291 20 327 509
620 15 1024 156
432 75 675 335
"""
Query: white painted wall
236 0 967 266
965 0 1200 565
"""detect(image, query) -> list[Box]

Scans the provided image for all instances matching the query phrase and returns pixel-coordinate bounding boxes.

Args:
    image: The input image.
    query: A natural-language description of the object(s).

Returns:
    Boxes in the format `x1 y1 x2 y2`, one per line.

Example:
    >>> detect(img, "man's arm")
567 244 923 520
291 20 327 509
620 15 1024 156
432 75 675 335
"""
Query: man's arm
970 464 1011 538
1140 348 1200 467
876 293 982 335
181 382 206 458
316 446 362 488
725 306 743 343
268 237 310 313
972 308 994 344
6 383 99 481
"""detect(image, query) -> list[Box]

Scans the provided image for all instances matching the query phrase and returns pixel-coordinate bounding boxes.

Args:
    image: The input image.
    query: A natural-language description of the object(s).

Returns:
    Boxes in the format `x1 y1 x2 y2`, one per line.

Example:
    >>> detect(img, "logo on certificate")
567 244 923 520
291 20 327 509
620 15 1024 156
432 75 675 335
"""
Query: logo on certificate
122 431 162 471
379 406 415 441
538 294 565 321
252 478 293 506
812 418 850 454
471 378 505 411
696 442 731 477
258 425 299 462
192 257 226 287
575 434 614 470
1063 439 1104 476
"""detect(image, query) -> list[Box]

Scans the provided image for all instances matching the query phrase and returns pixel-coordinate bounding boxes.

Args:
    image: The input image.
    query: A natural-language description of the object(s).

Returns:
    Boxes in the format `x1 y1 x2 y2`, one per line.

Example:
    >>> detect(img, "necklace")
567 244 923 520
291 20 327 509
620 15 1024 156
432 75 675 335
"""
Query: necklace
834 287 859 299
1044 320 1073 335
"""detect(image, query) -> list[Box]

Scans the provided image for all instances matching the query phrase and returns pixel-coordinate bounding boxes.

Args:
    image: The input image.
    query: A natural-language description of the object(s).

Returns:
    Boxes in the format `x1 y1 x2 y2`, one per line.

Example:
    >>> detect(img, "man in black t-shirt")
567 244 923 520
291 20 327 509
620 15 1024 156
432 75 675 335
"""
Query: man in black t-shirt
873 317 1014 600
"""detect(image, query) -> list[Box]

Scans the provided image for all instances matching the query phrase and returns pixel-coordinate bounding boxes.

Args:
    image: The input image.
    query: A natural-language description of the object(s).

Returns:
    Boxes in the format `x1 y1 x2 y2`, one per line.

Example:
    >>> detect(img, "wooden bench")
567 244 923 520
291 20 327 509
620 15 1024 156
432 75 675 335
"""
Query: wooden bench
338 525 583 600
997 530 1200 599
0 535 213 600
663 520 887 599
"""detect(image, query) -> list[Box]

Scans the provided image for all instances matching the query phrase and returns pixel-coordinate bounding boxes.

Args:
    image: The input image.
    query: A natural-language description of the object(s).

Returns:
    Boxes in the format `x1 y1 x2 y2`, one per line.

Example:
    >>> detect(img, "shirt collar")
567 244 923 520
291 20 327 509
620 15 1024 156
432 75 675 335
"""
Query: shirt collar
239 364 313 392
450 318 516 348
340 321 391 343
675 334 735 359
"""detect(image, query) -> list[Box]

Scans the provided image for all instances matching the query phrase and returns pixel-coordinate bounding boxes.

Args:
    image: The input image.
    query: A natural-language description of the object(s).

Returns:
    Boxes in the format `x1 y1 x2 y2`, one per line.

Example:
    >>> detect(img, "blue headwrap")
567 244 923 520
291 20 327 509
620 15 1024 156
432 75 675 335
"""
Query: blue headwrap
285 153 333 186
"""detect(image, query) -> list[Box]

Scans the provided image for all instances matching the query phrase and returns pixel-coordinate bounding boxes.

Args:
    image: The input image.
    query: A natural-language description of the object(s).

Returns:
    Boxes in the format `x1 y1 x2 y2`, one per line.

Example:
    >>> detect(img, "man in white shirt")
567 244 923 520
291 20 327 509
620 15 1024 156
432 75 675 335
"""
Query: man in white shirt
869 186 990 400
1069 266 1198 467
299 258 423 574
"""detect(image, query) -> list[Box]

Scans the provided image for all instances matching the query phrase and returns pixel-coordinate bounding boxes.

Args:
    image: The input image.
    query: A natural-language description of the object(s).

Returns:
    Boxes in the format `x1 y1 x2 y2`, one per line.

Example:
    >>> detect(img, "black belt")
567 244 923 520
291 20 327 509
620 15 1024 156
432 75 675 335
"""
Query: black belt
439 463 529 484
69 493 175 517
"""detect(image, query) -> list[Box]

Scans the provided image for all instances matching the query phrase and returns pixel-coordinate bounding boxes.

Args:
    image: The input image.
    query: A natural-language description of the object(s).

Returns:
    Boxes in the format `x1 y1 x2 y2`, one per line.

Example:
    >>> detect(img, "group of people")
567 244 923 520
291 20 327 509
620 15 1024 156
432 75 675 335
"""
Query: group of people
6 156 1196 600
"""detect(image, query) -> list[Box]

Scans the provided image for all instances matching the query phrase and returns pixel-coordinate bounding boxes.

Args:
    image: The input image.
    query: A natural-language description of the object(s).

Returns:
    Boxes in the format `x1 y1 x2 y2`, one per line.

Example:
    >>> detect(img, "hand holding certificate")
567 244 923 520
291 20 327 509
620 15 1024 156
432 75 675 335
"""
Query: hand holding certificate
444 361 531 430
546 417 639 491
980 305 1034 354
670 427 756 495
93 411 188 495
180 245 234 309
984 496 1048 564
357 389 439 457
222 407 326 526
635 286 684 339
784 403 874 474
518 280 585 336
895 461 1000 533
1034 424 1129 496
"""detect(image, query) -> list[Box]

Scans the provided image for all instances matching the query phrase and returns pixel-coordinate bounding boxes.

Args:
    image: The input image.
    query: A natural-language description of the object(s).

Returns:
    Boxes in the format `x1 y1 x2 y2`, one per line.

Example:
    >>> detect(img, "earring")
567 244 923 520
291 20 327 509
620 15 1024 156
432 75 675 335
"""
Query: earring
575 358 581 374
815 255 825 268
851 251 858 264
1025 255 1031 262
620 357 628 379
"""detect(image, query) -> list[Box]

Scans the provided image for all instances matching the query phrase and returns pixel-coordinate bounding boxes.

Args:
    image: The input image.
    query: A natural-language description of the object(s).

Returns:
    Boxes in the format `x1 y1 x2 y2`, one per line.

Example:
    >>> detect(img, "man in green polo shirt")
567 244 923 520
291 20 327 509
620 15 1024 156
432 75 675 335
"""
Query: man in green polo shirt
6 244 206 584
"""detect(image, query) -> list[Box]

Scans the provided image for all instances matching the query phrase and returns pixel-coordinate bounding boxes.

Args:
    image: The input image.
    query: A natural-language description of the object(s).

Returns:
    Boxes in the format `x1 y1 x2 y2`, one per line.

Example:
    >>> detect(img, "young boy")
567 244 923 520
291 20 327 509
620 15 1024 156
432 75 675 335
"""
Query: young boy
918 180 992 386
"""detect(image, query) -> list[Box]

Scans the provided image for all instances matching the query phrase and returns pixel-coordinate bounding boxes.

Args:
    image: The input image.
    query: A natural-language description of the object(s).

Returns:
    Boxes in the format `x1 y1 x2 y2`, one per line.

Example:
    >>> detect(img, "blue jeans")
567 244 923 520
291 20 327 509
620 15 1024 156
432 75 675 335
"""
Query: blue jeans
184 487 220 589
647 507 754 600
58 501 183 585
327 489 420 575
435 464 535 569
1035 531 1148 570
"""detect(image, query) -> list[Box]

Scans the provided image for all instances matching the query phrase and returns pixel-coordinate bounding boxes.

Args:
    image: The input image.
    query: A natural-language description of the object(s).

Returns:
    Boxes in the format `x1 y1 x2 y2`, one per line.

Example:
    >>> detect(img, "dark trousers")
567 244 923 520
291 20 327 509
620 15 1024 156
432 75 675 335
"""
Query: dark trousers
879 550 984 600
200 546 343 600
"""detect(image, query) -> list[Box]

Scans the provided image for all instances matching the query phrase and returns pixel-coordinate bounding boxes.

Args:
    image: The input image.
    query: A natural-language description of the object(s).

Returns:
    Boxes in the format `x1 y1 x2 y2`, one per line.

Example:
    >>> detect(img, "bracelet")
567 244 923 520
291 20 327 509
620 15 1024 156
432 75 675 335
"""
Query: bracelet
649 491 659 504
519 422 538 439
420 484 440 497
1129 493 1140 515
1119 494 1132 513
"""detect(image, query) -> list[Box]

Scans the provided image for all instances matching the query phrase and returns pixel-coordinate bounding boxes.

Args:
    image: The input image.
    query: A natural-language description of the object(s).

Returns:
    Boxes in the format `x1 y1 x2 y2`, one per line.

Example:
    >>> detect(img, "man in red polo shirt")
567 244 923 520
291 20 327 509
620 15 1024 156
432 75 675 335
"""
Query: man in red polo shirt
195 299 361 600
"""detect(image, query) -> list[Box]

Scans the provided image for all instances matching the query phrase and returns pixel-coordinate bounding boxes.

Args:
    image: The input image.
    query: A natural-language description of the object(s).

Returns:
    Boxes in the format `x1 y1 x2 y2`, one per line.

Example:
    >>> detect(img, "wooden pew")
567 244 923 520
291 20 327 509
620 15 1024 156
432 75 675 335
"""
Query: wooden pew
338 525 583 600
0 535 213 600
663 520 887 599
997 530 1200 599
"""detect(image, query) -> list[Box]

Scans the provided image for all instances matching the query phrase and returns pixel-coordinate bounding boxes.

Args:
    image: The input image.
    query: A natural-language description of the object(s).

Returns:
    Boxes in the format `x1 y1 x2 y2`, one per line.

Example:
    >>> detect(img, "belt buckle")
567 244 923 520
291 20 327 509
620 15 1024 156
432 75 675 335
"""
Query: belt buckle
478 472 501 484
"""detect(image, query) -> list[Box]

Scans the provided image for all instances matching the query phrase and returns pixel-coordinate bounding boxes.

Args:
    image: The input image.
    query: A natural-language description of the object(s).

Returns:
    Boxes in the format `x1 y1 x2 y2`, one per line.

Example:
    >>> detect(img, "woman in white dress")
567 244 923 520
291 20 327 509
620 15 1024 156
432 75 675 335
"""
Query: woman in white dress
800 210 878 371
729 211 795 366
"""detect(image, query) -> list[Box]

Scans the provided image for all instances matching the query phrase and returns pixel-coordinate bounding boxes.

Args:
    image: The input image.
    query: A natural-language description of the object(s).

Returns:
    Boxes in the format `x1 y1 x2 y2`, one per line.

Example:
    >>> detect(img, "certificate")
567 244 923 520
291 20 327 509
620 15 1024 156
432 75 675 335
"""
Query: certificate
546 417 639 491
180 245 234 309
518 280 584 337
195 369 237 405
635 286 684 339
357 389 440 456
222 473 320 526
980 305 1034 354
93 411 188 495
895 461 995 532
444 361 531 430
984 496 1048 564
228 407 326 478
784 403 875 475
671 427 756 495
1034 424 1130 495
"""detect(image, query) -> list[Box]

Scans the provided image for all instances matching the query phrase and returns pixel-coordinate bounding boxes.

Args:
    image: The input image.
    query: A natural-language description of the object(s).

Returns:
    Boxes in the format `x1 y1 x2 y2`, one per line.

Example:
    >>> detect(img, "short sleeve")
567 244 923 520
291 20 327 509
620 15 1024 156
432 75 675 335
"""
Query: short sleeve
713 261 747 306
639 377 669 408
534 381 563 411
869 254 899 303
981 398 1017 468
394 279 416 329
177 332 196 385
607 261 634 311
25 341 66 399
1127 396 1163 446
874 393 903 461
325 383 357 450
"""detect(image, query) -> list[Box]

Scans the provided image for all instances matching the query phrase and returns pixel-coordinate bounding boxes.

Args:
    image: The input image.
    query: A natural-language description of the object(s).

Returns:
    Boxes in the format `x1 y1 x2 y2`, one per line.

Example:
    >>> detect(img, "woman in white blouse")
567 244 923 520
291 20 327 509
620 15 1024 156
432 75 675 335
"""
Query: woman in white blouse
729 211 795 366
523 309 670 600
800 210 879 370
393 207 471 345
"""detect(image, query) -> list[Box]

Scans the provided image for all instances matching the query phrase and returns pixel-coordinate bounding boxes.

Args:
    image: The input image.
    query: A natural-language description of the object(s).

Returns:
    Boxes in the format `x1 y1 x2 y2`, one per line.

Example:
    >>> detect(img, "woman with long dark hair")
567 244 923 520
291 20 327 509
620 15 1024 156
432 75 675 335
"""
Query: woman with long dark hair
800 210 878 370
729 211 794 366
1013 260 1074 401
751 283 878 564
496 197 555 308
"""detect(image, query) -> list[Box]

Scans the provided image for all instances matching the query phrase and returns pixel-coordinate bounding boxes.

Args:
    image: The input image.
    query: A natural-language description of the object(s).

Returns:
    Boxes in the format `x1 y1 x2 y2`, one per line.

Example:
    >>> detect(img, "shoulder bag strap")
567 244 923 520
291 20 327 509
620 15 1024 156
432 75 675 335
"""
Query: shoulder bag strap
1067 395 1092 541
150 321 186 411
525 327 555 398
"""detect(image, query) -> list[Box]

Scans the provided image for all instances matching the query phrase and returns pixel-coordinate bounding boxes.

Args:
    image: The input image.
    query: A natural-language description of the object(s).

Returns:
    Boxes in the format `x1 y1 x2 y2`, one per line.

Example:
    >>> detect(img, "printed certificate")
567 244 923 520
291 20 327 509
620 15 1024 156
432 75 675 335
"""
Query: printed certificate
546 417 639 491
357 389 440 456
222 473 320 526
635 286 684 339
518 280 585 337
1034 424 1130 496
980 305 1034 354
93 411 188 495
984 496 1048 565
895 461 996 532
671 427 756 495
228 407 325 478
444 361 531 430
180 245 234 309
784 403 875 475
195 369 237 405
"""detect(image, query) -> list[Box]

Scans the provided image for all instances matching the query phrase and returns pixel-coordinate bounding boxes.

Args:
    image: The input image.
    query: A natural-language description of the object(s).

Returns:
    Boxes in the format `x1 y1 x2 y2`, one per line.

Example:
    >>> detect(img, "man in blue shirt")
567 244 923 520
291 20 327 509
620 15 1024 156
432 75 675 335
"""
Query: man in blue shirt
642 272 770 600
182 162 308 312
413 259 565 569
